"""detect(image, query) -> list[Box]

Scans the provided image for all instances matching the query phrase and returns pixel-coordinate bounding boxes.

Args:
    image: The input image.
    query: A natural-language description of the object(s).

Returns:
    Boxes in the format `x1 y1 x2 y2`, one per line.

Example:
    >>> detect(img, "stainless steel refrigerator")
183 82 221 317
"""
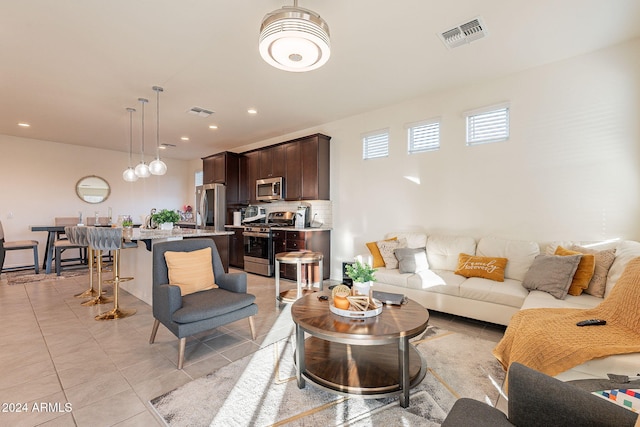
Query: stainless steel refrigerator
196 183 226 231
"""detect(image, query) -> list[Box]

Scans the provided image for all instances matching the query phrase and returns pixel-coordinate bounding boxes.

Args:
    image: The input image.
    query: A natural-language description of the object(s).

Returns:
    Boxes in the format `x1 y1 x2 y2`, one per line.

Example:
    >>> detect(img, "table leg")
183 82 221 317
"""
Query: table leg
295 324 306 388
318 258 323 290
275 259 280 306
45 231 56 274
399 336 410 408
296 260 302 300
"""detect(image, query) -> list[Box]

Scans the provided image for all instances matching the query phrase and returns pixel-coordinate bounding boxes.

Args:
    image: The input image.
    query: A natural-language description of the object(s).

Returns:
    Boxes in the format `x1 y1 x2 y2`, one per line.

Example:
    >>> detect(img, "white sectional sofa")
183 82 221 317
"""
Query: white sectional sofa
368 232 640 380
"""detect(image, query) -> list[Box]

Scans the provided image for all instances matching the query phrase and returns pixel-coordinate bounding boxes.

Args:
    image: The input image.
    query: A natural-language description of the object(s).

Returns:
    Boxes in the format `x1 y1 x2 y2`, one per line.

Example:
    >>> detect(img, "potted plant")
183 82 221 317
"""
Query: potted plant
152 209 181 230
345 260 377 296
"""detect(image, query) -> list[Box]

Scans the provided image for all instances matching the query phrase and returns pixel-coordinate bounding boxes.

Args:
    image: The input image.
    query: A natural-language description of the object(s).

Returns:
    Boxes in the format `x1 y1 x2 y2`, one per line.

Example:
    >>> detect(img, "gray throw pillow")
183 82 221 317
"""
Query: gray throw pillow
522 254 582 299
394 247 429 274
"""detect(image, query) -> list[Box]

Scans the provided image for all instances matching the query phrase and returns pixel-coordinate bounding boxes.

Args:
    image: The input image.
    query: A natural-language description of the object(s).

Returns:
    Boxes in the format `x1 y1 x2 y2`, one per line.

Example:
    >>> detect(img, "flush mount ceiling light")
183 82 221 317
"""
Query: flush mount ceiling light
259 0 330 72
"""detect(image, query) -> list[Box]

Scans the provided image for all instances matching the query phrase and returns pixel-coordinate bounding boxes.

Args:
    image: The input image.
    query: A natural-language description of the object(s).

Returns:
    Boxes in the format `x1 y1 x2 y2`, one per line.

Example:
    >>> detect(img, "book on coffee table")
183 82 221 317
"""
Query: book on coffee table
372 290 406 306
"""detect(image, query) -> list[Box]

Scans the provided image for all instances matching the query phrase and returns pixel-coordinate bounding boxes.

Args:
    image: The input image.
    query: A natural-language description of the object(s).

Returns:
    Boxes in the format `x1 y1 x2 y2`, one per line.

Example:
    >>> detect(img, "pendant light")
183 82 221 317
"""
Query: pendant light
149 85 167 175
134 97 151 178
259 0 330 72
122 107 138 182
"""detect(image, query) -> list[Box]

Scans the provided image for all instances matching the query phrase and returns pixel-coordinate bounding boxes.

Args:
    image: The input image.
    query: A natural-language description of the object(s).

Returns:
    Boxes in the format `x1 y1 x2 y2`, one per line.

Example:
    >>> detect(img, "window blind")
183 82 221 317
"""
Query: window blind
362 130 389 159
408 120 440 154
466 105 509 145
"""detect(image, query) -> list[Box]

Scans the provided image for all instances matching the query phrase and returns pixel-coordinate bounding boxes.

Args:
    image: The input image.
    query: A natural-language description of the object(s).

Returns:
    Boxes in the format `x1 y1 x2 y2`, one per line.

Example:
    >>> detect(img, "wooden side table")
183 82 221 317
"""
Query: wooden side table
275 251 323 303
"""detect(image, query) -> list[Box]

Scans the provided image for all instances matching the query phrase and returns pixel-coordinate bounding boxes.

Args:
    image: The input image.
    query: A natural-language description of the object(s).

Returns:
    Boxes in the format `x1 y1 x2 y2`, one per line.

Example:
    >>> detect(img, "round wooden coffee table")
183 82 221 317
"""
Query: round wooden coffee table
291 292 429 407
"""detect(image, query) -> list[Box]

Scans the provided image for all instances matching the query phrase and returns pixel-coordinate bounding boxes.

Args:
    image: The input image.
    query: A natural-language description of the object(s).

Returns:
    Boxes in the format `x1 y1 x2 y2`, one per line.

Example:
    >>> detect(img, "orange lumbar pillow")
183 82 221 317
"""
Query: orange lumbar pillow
164 247 217 296
554 246 595 296
455 253 508 282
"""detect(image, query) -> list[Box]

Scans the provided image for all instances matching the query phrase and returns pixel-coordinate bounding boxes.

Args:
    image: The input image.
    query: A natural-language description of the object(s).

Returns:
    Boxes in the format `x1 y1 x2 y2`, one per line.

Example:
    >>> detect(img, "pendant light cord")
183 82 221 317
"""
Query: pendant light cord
152 86 164 158
138 98 148 162
127 107 135 166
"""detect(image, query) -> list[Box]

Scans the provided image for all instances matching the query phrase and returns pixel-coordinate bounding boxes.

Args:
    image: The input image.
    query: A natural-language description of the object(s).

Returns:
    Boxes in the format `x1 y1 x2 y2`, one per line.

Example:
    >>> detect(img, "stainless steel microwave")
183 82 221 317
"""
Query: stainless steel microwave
256 177 284 201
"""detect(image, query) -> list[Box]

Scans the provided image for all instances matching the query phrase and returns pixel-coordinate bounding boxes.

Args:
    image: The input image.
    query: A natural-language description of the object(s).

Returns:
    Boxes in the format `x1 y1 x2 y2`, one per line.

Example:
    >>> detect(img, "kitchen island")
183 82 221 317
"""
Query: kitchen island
120 228 233 305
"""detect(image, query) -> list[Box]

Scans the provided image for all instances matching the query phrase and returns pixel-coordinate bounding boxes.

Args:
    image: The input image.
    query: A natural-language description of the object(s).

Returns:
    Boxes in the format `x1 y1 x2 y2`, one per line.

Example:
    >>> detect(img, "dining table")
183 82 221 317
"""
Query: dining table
30 225 67 274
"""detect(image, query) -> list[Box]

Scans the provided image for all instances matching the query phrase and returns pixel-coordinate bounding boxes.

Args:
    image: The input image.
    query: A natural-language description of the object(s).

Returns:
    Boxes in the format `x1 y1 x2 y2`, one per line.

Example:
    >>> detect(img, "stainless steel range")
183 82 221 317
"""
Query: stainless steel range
243 211 295 277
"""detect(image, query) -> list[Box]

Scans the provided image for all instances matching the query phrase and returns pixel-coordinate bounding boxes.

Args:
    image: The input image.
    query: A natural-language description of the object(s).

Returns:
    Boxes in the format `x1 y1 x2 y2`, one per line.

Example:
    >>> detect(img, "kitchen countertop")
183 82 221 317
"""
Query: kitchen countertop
224 224 331 231
133 228 233 240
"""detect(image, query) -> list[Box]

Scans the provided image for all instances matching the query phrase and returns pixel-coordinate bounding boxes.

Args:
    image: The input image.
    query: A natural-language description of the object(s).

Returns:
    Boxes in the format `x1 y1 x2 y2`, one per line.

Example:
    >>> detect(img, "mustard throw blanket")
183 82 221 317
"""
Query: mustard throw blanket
493 257 640 377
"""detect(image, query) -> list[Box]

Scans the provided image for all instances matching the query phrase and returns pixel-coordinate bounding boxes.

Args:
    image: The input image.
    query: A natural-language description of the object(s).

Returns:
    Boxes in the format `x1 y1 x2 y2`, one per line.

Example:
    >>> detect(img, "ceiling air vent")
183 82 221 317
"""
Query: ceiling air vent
439 17 487 49
187 107 214 117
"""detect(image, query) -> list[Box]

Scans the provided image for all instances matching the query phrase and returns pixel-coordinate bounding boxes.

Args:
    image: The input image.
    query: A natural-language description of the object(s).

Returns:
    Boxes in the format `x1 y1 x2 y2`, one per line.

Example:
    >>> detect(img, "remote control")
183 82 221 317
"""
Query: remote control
576 319 606 326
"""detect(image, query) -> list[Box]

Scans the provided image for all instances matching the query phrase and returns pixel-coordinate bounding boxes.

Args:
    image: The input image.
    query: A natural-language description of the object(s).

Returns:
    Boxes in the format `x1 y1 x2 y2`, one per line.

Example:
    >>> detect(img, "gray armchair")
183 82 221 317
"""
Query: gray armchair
442 362 638 427
149 238 258 369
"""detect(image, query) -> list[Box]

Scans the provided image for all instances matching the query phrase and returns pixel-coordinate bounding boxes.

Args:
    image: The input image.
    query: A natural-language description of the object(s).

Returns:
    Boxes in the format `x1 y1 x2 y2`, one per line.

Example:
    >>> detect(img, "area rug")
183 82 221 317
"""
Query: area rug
150 326 505 426
3 269 89 285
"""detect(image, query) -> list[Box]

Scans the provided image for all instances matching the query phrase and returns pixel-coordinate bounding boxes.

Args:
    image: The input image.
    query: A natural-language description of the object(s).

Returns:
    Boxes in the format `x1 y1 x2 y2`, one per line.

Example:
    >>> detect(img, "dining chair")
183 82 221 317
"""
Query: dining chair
53 217 87 273
0 220 39 275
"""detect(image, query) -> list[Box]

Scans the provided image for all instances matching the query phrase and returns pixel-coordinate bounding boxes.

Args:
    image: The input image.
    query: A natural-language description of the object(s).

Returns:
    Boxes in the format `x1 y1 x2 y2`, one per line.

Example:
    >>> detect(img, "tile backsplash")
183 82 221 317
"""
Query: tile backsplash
254 200 332 228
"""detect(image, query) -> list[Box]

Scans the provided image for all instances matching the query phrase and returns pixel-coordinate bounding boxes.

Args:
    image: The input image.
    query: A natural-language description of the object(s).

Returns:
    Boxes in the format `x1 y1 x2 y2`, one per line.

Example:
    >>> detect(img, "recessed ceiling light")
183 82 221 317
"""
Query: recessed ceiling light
248 108 258 114
209 125 218 129
18 122 30 127
180 136 189 141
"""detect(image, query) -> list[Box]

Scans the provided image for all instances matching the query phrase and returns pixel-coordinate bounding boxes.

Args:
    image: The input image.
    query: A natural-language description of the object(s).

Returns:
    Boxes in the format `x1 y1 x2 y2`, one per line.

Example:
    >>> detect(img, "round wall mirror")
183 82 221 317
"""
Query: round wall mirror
76 175 110 204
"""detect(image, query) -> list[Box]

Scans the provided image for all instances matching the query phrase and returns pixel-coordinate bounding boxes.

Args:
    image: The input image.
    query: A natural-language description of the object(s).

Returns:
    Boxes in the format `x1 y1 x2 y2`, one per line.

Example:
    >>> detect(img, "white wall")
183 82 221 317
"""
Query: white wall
0 135 192 269
236 38 640 280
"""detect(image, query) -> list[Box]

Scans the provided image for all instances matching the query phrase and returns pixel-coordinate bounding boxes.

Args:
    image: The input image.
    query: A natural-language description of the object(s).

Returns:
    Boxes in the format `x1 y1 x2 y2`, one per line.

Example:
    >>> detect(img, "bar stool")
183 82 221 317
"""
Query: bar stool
81 227 114 307
86 227 136 320
275 251 323 303
70 226 102 299
55 226 88 276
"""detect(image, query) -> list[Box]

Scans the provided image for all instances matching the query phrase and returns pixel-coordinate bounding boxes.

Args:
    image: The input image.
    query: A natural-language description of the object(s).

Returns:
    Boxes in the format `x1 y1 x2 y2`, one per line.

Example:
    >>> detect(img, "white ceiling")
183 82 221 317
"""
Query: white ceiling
1 0 639 160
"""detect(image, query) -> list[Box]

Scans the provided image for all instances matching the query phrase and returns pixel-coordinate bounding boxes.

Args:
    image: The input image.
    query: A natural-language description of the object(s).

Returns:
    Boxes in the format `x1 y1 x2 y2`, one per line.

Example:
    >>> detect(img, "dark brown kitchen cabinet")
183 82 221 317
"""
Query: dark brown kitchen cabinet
203 153 225 184
236 133 331 204
300 135 330 200
284 142 302 200
283 134 330 201
228 227 244 268
244 151 260 203
238 155 249 204
202 152 241 205
259 144 285 179
272 229 330 282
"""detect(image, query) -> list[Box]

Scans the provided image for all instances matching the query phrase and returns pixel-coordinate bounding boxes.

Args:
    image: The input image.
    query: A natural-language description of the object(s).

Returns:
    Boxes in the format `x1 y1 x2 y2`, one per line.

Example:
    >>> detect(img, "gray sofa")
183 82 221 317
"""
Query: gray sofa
442 362 638 427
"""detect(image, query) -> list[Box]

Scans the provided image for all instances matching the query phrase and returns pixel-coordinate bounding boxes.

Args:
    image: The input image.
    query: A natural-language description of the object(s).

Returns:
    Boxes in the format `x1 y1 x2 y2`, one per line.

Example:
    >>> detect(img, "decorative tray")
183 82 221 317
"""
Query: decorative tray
329 299 383 318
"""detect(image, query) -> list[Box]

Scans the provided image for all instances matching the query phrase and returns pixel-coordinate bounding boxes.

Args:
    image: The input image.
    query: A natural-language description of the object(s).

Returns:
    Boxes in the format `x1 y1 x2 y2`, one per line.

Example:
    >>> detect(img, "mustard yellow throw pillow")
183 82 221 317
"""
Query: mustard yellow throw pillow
455 253 508 282
554 246 595 296
164 247 217 296
366 236 397 268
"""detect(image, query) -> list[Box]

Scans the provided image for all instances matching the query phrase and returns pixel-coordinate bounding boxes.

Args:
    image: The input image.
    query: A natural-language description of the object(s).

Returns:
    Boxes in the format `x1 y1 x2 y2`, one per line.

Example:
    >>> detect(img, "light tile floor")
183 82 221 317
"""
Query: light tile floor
0 269 506 426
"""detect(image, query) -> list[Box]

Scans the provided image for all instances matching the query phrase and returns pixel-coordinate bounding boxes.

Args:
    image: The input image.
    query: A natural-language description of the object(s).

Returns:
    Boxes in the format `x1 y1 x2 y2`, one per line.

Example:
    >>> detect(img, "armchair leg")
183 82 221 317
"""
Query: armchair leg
177 338 186 370
248 316 256 340
149 319 160 344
